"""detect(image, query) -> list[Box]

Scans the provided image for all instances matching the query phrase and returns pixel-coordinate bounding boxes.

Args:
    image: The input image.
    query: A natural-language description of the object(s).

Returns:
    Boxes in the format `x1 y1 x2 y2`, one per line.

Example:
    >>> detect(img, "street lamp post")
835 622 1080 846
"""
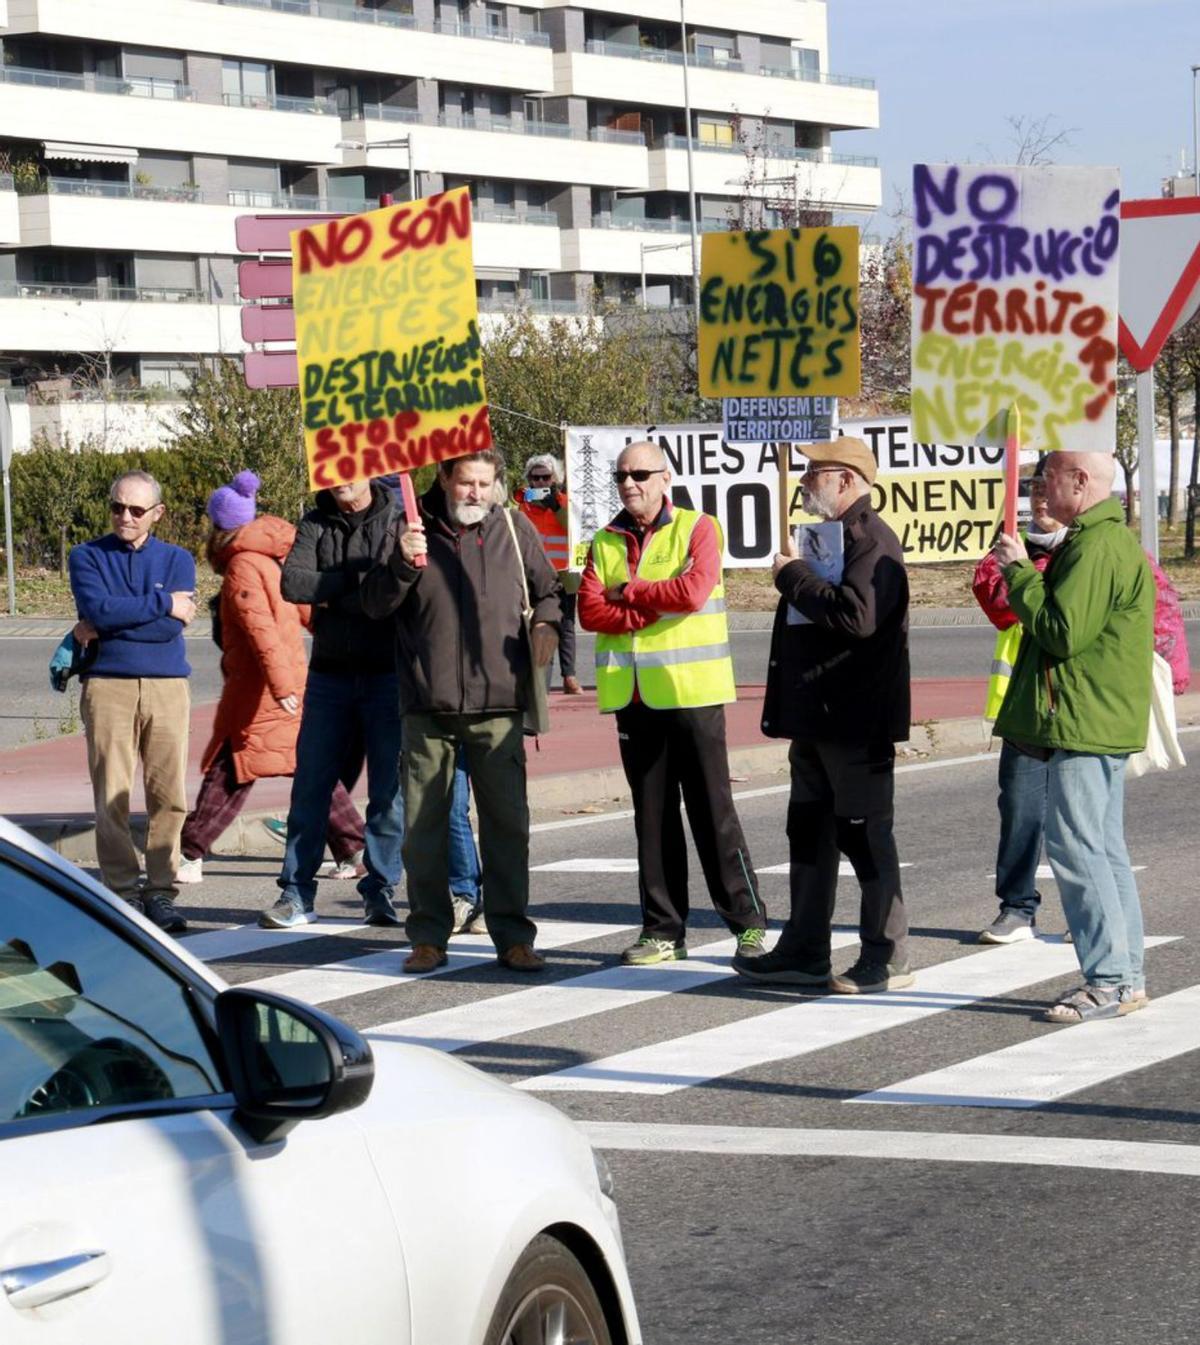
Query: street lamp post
336 135 417 203
679 0 701 323
640 239 691 308
1192 65 1200 196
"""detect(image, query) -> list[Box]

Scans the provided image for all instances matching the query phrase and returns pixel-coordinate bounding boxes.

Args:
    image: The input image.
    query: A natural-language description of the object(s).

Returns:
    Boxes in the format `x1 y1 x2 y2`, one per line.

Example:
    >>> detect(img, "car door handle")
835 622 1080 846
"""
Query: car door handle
2 1250 111 1309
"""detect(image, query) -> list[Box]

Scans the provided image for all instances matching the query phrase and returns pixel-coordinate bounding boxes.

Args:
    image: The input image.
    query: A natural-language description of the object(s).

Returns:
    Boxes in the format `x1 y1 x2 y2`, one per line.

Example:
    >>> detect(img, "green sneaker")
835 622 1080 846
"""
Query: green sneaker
735 927 768 959
621 936 687 966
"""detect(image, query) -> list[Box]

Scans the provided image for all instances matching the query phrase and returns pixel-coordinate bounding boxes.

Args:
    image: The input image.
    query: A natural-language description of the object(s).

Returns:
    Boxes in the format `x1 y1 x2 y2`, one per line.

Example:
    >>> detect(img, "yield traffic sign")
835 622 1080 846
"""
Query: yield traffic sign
1118 196 1200 372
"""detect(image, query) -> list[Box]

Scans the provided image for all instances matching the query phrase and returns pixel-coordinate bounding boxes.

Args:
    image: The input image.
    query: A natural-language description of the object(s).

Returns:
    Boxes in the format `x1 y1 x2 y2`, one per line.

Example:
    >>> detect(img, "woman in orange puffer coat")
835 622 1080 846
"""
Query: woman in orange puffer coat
178 471 364 882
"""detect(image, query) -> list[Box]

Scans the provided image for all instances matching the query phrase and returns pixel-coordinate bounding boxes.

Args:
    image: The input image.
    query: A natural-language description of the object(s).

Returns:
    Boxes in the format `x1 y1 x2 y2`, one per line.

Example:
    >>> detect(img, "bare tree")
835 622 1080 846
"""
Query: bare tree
1176 312 1200 557
1155 330 1189 525
1114 359 1139 524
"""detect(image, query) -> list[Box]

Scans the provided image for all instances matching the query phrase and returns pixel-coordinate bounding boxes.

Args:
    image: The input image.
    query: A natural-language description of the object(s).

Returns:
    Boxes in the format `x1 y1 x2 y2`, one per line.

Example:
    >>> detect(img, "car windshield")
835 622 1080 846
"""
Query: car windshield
0 859 221 1122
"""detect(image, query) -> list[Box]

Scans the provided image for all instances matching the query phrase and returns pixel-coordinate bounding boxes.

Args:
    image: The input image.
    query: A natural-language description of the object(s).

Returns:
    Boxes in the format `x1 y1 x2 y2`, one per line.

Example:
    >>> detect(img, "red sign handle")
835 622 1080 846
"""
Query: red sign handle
1003 404 1021 538
398 473 427 569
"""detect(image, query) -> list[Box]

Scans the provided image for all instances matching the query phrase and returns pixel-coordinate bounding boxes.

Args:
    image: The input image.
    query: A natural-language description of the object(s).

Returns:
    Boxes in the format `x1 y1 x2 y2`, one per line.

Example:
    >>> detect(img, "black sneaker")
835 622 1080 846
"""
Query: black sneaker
829 959 914 994
143 894 188 934
732 946 830 984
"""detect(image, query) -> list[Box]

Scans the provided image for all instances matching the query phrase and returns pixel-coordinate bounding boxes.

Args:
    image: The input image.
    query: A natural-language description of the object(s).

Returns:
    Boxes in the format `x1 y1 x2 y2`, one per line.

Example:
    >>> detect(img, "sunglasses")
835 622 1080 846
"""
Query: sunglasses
110 501 156 519
611 469 665 484
527 474 553 483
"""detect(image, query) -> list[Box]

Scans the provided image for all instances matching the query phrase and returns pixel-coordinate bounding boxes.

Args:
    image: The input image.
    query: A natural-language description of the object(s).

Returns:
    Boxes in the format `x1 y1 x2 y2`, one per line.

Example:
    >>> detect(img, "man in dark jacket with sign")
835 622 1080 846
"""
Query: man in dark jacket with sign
262 477 406 930
362 450 561 974
734 437 913 992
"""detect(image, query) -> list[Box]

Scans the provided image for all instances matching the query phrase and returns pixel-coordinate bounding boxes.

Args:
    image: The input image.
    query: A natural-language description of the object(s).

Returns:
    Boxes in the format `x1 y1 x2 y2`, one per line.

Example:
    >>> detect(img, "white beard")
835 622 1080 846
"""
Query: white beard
447 499 490 527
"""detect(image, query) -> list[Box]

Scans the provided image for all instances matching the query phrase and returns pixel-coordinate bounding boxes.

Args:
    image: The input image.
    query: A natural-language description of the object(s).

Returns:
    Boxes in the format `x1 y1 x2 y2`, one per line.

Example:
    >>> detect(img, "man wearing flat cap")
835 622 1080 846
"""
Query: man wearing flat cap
734 437 914 993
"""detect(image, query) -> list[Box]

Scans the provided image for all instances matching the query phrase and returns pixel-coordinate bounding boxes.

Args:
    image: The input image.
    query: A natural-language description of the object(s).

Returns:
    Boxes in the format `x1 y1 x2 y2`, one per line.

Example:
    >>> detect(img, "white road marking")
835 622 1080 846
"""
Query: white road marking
853 984 1200 1109
181 919 367 961
532 858 640 873
580 1121 1200 1177
368 933 861 1053
519 937 1177 1096
756 861 913 876
242 921 635 1004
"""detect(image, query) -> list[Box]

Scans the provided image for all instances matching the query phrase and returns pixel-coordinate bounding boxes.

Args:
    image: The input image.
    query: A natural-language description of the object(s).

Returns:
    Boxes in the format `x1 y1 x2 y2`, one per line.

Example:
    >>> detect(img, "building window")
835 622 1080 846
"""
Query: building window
222 59 271 106
697 118 735 146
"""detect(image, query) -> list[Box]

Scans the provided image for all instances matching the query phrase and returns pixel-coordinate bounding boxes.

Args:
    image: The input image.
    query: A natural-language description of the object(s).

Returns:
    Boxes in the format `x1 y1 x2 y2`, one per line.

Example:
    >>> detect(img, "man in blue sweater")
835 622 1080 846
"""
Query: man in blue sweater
69 471 196 932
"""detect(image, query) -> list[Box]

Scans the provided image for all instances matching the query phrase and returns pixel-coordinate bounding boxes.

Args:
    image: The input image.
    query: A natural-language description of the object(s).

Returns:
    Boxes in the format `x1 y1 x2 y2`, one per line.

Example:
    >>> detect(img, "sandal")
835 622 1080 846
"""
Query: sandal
1118 987 1150 1016
1043 984 1123 1024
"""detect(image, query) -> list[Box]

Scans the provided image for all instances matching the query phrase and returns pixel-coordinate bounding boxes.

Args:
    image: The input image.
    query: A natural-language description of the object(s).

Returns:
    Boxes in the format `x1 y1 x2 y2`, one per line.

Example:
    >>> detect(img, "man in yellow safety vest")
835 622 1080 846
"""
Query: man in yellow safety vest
577 440 767 966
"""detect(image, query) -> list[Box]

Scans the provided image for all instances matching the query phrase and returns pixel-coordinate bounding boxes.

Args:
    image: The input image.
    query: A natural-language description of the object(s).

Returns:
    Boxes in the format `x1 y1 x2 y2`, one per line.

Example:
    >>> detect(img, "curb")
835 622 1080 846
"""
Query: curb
18 714 1003 865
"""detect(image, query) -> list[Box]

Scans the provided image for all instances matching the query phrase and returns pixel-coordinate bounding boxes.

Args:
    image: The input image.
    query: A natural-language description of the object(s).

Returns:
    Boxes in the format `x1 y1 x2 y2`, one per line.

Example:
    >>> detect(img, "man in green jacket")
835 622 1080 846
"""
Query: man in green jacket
992 451 1154 1024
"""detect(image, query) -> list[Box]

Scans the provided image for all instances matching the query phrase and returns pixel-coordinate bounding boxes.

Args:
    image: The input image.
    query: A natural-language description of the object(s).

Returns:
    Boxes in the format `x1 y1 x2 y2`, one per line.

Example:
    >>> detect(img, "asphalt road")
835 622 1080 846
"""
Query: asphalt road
4 620 1198 751
106 736 1200 1345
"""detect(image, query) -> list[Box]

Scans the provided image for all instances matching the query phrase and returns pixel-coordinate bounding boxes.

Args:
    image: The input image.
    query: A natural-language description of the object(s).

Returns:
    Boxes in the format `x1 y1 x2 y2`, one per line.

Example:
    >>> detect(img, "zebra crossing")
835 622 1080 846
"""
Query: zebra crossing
180 913 1194 1118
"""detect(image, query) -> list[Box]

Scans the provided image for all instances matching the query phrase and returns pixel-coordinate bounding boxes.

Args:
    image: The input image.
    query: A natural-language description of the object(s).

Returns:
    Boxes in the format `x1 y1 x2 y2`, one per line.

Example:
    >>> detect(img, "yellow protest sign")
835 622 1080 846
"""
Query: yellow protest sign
784 422 1005 563
292 187 493 490
698 225 861 399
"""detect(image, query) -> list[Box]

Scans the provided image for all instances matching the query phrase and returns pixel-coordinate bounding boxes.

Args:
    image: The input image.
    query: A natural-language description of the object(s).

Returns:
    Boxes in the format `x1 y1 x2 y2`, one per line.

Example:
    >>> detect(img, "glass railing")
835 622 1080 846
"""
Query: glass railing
201 0 417 27
757 64 875 90
1 281 207 303
0 174 14 192
658 133 740 154
477 295 587 314
228 188 373 211
222 90 337 114
0 65 194 99
363 104 644 146
474 208 559 227
44 176 203 203
592 216 691 234
583 40 742 71
433 19 549 45
589 127 646 145
652 137 877 168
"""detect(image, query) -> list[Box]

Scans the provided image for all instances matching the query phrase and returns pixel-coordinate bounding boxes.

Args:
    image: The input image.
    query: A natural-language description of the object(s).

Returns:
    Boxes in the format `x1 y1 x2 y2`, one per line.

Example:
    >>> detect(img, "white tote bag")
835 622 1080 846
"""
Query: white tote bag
1127 652 1186 778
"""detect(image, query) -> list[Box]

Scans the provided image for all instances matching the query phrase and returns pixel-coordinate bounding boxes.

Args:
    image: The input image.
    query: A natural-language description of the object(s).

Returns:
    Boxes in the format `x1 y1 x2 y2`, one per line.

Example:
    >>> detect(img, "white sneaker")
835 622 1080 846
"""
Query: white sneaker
451 895 476 933
176 857 203 885
318 851 366 880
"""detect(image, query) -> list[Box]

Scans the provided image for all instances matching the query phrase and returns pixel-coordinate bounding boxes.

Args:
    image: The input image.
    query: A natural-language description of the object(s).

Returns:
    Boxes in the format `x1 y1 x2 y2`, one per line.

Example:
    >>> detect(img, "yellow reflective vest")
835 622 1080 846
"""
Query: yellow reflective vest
591 508 735 712
985 623 1024 722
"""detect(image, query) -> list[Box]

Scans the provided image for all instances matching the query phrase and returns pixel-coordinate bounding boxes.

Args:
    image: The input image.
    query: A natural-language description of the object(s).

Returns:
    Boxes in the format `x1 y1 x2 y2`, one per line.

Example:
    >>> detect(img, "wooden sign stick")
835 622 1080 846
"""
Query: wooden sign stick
398 473 427 568
778 446 793 555
1003 403 1022 538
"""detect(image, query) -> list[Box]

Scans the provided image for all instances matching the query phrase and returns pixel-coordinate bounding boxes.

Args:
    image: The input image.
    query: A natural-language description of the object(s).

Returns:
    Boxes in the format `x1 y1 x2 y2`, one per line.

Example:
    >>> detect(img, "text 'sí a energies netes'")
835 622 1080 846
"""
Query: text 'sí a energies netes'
292 187 493 489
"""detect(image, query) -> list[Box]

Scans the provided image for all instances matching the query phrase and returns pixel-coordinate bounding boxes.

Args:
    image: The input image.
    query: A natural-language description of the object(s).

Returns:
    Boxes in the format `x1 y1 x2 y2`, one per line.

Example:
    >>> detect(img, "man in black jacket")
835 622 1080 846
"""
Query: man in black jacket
260 477 406 929
362 450 561 974
733 437 913 993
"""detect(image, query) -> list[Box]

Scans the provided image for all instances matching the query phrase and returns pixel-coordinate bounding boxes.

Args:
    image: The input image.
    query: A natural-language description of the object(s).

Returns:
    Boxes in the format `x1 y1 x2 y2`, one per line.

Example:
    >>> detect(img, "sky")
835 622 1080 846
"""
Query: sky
827 0 1200 226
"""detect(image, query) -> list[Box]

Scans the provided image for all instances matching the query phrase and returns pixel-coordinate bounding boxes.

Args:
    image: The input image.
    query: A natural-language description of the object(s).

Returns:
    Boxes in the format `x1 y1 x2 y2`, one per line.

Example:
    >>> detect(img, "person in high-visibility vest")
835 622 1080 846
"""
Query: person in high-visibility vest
577 440 767 967
971 462 1066 946
515 455 583 695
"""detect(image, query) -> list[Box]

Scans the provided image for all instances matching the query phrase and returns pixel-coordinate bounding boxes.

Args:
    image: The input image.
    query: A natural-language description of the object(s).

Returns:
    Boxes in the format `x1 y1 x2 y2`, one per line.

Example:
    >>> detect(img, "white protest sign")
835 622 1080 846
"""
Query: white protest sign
566 419 1005 568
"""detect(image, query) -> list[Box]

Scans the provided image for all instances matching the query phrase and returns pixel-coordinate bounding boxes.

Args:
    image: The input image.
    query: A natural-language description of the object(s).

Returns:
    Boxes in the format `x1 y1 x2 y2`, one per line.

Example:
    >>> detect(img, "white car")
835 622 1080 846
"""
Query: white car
0 818 641 1345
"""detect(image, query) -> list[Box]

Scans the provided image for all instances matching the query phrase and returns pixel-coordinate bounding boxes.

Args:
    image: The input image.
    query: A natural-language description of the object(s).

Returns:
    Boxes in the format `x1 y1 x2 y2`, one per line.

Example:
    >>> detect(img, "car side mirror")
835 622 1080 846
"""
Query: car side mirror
215 987 374 1143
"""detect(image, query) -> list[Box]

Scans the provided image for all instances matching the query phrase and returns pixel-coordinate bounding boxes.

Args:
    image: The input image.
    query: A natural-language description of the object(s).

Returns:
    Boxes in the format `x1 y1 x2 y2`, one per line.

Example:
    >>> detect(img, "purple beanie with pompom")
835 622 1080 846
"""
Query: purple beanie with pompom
207 470 260 530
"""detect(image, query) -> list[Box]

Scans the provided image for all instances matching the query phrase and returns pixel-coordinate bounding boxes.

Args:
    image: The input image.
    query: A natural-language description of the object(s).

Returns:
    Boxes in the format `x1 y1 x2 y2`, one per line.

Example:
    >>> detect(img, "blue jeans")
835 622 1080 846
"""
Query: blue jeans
994 740 1049 920
279 671 405 914
1044 750 1144 989
449 746 481 900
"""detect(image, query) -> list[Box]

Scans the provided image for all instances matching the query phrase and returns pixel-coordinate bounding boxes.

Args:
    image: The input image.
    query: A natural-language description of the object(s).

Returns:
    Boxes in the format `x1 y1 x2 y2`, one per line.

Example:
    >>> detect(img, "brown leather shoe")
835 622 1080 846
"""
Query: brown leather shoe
498 943 545 972
403 943 448 975
562 675 584 695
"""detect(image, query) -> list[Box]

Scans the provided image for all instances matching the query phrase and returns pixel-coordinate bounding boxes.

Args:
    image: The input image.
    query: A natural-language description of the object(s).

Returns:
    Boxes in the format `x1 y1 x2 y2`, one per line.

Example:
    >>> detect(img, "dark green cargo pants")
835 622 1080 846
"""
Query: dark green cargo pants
402 711 536 954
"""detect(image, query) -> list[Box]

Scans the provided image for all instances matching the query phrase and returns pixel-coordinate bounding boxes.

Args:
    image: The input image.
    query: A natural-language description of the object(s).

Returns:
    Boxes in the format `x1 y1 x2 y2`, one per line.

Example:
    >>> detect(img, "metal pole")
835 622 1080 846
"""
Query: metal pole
679 0 701 324
641 246 648 309
1192 65 1199 196
1137 368 1159 559
0 391 13 614
406 137 417 201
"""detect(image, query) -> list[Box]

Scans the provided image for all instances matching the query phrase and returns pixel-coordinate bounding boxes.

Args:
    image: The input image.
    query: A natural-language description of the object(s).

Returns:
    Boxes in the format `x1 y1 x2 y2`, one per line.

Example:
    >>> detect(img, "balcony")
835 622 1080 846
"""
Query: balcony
557 0 824 40
556 46 878 128
10 0 554 92
0 289 244 356
352 110 648 190
15 178 373 255
564 221 700 277
0 64 345 160
220 90 336 115
648 139 881 209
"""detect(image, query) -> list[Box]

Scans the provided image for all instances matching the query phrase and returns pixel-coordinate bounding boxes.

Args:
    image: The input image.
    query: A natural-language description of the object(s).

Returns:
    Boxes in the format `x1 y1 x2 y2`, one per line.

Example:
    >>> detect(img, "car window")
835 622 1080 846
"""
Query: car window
0 860 222 1124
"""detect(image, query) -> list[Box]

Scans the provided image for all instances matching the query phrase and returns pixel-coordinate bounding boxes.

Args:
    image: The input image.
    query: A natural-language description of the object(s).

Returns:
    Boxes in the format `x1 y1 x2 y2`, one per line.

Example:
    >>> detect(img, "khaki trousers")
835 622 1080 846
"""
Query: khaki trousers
80 677 190 900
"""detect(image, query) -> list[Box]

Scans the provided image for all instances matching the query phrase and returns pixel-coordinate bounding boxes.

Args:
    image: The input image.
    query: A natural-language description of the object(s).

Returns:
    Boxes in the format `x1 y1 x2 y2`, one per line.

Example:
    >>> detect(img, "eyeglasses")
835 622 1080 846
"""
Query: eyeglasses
800 467 848 480
611 469 665 484
110 501 155 519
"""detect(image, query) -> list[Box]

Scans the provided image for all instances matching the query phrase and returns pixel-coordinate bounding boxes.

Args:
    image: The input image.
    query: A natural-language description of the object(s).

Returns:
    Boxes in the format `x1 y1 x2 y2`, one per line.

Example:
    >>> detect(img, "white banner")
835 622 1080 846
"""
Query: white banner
565 419 1006 568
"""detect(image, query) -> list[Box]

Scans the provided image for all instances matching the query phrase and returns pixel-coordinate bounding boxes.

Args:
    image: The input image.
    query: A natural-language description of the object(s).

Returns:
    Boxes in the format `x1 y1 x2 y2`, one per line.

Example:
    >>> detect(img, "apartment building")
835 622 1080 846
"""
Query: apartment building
0 0 880 390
